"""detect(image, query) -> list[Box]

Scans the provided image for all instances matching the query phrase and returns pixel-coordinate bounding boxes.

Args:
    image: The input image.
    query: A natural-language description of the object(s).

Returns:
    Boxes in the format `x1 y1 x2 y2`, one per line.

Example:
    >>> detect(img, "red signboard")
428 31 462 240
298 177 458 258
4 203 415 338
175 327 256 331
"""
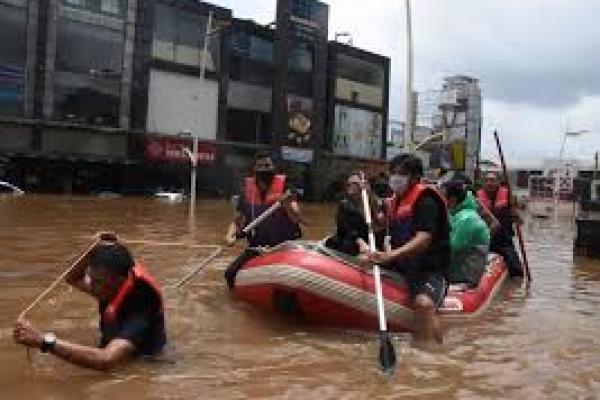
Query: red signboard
144 135 216 164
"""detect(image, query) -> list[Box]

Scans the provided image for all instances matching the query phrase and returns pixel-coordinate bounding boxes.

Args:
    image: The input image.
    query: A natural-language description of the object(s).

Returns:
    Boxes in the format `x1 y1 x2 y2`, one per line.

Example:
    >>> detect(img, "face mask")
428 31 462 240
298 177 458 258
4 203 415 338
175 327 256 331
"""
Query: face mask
389 174 409 194
256 170 275 184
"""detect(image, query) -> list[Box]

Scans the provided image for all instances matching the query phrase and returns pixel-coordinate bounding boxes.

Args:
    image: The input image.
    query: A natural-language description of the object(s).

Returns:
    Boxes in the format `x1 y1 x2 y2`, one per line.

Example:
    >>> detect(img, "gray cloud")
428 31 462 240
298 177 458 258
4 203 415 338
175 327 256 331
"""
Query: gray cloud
214 0 600 161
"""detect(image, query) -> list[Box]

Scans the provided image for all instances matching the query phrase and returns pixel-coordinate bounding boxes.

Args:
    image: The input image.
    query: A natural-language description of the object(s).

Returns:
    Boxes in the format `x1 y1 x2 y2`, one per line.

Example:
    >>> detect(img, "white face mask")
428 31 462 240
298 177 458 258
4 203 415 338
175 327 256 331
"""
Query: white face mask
389 174 409 194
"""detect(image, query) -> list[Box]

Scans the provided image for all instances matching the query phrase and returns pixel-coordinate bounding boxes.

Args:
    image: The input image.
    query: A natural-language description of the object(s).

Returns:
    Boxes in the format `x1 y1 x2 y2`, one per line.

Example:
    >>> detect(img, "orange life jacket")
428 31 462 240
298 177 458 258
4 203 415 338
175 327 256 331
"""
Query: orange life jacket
477 186 509 211
102 262 163 324
241 174 300 247
244 174 286 206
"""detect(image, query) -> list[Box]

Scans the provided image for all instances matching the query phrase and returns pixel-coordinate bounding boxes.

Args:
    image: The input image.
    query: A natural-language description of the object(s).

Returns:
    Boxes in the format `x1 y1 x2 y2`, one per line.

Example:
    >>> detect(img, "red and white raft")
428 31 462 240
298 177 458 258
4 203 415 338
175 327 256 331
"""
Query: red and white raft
233 241 508 332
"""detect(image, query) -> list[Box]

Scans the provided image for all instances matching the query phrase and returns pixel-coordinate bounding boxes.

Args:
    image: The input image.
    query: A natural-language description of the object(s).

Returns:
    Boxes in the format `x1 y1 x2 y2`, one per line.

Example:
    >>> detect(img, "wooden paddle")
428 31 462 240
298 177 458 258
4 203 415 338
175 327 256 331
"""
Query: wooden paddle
493 130 532 282
173 191 293 288
18 232 117 320
359 172 396 374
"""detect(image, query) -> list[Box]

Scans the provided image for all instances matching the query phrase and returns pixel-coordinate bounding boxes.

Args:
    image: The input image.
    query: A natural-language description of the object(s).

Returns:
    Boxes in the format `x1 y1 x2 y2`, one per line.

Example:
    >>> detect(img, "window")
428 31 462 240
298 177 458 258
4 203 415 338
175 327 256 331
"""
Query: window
249 36 273 63
100 0 121 15
227 109 271 144
291 0 317 21
152 5 220 71
61 0 124 16
336 54 384 87
54 17 123 126
287 43 313 96
0 2 27 117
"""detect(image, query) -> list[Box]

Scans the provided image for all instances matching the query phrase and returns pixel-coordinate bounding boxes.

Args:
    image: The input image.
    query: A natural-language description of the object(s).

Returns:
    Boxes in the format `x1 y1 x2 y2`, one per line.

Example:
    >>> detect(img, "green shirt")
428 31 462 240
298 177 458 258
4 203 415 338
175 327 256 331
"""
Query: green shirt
448 191 490 286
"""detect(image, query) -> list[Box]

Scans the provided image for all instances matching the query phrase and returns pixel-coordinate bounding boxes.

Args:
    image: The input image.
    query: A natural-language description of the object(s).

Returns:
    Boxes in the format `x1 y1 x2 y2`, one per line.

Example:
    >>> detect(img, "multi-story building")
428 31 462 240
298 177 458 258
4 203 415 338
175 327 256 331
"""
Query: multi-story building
0 0 390 199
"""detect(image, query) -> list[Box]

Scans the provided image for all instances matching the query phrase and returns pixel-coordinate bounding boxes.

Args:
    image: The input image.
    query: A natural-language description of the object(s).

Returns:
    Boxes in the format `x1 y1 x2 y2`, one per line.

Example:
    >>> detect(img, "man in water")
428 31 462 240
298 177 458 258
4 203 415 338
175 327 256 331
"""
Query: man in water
444 179 491 288
224 151 302 287
476 171 524 278
367 154 450 344
13 235 166 371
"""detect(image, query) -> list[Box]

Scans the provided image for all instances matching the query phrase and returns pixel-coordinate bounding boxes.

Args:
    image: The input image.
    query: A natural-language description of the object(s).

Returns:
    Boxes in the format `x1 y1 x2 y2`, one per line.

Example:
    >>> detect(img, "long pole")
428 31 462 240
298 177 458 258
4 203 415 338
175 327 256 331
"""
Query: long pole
493 131 532 282
190 136 198 227
360 172 396 374
188 11 213 230
200 11 213 83
174 192 291 288
403 0 414 153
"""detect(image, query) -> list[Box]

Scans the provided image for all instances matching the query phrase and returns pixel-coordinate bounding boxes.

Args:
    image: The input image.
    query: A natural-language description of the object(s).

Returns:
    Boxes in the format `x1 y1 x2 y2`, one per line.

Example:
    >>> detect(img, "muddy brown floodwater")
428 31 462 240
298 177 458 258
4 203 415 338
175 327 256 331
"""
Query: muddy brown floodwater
1 195 600 399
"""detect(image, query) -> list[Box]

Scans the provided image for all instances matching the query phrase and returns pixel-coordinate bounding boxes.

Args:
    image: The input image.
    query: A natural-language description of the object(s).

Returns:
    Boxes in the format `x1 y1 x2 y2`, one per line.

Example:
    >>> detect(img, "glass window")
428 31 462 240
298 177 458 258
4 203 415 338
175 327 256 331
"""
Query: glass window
336 54 384 87
289 43 312 72
152 5 220 71
54 17 123 126
154 3 177 43
177 13 203 48
61 0 123 16
291 0 317 21
101 0 121 15
0 3 27 117
249 36 272 63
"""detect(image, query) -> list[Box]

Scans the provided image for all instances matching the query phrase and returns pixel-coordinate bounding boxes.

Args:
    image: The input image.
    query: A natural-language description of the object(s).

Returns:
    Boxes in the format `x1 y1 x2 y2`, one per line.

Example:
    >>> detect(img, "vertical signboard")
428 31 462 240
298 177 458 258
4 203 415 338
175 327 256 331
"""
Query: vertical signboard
274 0 329 164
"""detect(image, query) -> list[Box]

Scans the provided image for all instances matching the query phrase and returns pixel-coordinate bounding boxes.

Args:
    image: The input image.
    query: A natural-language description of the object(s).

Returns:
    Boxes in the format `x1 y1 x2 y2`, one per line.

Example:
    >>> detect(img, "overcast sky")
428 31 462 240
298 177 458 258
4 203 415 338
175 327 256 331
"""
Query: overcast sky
213 0 600 166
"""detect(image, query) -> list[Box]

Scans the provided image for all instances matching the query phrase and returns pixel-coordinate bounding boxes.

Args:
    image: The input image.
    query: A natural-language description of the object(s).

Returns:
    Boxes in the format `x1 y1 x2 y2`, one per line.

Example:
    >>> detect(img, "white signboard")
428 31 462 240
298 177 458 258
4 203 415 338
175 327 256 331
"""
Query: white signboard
333 105 383 159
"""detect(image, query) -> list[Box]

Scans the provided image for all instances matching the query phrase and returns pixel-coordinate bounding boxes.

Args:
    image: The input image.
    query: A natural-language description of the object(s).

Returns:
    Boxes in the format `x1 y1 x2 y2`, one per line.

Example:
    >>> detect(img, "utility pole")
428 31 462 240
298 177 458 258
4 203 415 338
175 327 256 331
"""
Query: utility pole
403 0 414 153
186 11 213 232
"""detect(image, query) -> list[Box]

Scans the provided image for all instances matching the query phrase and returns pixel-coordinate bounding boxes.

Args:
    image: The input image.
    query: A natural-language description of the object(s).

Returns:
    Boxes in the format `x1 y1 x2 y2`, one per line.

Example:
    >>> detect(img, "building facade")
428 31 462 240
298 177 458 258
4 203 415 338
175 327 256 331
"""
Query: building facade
0 0 390 199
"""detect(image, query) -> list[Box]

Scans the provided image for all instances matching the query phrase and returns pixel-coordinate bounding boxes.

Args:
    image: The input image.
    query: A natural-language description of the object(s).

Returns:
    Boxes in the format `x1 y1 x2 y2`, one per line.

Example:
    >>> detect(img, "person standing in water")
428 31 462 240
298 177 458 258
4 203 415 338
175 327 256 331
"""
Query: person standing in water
224 151 302 287
13 235 166 371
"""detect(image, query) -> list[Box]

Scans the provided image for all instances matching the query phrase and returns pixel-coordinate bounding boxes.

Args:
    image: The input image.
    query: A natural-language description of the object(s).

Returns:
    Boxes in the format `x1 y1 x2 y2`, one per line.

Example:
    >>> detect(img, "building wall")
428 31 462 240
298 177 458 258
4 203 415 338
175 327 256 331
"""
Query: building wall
146 69 219 139
42 128 127 155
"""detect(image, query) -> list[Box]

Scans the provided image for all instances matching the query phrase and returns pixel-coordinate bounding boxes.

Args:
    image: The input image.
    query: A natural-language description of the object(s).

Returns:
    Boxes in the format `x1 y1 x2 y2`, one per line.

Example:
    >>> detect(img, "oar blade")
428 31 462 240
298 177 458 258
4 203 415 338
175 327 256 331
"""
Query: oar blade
378 331 396 374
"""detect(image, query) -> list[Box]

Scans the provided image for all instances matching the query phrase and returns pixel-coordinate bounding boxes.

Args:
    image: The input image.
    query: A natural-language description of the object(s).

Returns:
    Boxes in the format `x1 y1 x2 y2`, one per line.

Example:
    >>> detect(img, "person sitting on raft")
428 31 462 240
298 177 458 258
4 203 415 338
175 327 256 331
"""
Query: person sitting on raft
366 154 450 344
224 151 302 288
13 235 166 371
325 172 385 256
443 179 491 288
477 171 524 278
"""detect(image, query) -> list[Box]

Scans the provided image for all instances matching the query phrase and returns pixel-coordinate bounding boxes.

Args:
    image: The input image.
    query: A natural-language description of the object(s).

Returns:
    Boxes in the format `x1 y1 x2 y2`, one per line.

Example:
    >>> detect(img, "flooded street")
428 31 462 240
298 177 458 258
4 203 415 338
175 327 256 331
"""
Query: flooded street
1 195 600 399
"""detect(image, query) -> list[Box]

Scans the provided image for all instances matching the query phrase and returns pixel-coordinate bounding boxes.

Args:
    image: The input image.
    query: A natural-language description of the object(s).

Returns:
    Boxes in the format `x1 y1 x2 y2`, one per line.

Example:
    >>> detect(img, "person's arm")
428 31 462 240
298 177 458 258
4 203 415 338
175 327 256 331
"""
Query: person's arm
282 198 302 225
13 319 135 371
389 231 432 261
476 200 501 233
65 234 117 295
369 196 438 265
225 211 246 245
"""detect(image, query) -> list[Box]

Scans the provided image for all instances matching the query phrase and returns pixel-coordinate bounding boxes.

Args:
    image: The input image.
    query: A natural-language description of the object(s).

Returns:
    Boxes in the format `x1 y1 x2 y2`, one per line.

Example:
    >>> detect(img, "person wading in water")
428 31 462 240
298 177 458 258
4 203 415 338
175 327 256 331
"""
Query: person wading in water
224 151 302 288
13 235 166 371
476 171 524 278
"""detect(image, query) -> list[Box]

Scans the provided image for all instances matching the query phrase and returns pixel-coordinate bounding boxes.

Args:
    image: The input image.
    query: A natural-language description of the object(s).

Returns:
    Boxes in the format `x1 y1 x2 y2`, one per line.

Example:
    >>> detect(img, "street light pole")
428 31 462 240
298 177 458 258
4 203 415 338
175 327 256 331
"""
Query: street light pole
404 0 414 153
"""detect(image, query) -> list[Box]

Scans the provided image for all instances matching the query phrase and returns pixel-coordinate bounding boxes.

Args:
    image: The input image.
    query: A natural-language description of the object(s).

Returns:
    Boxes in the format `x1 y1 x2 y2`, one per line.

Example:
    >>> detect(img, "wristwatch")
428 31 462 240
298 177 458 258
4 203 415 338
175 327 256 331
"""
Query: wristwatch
40 332 56 353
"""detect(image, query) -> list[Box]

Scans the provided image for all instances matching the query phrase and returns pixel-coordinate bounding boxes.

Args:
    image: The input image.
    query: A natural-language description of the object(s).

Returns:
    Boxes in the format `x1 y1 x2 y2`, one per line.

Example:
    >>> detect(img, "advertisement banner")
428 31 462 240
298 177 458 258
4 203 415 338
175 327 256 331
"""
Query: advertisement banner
282 96 315 163
333 105 383 159
144 135 216 164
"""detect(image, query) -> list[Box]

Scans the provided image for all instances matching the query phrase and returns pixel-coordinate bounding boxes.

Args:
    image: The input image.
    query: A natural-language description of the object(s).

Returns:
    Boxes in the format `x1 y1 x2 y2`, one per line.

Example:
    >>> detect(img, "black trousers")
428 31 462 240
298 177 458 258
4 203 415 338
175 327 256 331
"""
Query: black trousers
492 243 523 277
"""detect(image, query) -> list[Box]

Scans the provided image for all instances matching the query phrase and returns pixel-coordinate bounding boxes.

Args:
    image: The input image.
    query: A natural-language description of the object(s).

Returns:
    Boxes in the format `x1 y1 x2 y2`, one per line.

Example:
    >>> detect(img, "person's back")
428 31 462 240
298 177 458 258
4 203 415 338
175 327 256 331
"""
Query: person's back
449 191 490 287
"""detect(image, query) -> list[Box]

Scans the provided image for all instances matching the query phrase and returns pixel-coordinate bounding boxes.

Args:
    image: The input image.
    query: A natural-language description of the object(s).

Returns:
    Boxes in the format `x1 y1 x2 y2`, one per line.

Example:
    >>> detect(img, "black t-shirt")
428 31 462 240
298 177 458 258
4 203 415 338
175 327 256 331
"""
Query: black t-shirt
99 281 167 356
405 192 450 278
